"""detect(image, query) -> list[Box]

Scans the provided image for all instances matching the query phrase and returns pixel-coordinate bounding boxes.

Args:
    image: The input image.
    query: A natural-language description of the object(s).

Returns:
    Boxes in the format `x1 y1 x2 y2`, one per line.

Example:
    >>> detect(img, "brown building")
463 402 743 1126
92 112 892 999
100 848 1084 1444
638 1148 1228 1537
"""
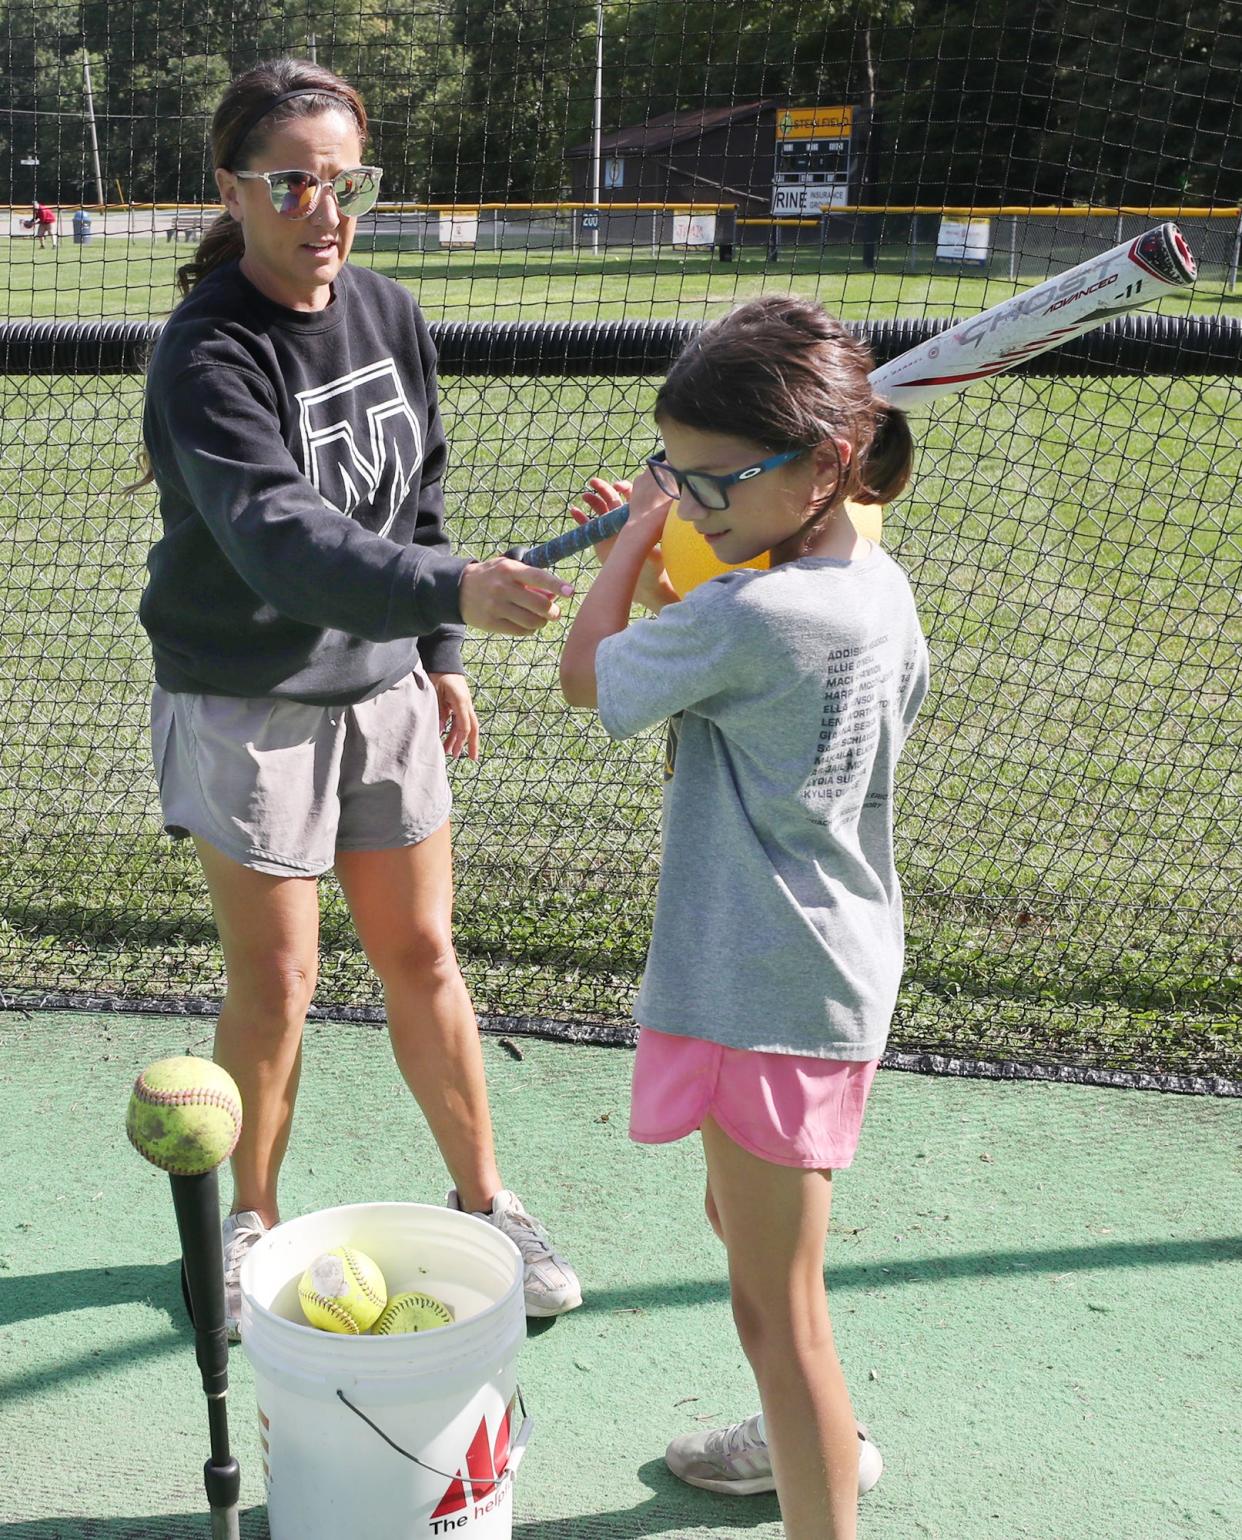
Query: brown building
567 100 869 250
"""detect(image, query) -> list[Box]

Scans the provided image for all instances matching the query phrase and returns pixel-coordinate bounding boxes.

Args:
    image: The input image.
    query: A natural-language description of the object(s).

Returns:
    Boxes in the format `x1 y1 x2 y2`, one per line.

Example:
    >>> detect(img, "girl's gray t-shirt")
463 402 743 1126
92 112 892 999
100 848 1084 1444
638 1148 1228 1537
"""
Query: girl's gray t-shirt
595 546 928 1060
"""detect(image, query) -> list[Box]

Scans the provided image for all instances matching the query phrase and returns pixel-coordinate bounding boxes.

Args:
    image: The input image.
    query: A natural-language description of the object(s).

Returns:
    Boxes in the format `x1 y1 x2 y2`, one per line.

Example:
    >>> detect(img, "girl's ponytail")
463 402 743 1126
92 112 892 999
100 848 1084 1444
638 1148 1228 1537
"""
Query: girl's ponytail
857 400 914 506
176 212 245 298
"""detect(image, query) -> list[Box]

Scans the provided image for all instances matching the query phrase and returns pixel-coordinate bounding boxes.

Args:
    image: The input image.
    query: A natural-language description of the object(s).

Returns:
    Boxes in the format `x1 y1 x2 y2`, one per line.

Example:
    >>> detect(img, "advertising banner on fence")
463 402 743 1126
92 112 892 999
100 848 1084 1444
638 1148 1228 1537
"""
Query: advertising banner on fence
439 214 478 248
672 214 716 247
936 217 992 266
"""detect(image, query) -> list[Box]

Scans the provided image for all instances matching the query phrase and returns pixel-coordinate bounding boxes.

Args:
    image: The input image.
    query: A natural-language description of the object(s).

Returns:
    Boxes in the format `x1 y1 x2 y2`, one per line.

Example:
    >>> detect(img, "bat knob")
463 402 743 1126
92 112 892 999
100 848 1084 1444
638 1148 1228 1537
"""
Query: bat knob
506 543 553 570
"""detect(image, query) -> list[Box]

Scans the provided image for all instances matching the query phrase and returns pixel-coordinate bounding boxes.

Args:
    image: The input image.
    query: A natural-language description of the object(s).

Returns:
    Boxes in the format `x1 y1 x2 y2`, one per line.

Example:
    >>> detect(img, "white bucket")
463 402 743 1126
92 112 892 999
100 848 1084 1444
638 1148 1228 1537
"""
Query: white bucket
239 1202 530 1540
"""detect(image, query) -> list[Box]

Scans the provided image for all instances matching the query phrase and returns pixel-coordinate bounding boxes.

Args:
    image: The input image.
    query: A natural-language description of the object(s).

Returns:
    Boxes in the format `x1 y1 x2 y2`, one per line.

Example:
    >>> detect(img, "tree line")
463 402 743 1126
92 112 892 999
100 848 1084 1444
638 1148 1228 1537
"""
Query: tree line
2 1 1237 209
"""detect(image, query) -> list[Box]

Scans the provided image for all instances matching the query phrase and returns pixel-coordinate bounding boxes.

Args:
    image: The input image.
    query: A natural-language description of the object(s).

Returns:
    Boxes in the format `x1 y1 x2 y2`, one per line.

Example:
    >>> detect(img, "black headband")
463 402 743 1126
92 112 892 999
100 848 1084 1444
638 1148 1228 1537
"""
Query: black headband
224 88 356 167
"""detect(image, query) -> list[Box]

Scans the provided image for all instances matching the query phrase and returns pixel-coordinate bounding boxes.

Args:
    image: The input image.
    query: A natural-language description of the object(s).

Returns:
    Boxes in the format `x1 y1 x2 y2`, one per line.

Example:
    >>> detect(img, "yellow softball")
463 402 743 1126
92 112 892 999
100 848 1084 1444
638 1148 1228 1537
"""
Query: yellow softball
846 499 884 543
370 1290 455 1335
298 1247 388 1334
126 1056 243 1176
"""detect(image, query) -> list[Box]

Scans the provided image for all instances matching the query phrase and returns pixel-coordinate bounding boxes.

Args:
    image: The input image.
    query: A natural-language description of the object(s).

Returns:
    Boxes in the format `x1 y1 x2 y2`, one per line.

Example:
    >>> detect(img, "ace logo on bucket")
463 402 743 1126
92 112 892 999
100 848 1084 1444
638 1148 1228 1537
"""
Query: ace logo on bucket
429 1395 517 1531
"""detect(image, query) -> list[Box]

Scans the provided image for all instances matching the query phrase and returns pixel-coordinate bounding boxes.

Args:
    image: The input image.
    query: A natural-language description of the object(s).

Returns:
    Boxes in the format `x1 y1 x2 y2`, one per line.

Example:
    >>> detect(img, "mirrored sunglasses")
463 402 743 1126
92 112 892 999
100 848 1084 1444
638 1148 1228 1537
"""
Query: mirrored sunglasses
234 166 382 220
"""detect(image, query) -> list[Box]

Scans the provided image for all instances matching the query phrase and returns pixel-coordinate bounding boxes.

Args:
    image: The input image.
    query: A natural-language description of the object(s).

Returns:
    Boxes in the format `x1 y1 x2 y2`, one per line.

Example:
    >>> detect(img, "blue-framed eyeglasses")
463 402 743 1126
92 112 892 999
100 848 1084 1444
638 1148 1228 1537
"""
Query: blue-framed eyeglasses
232 166 382 220
646 448 804 511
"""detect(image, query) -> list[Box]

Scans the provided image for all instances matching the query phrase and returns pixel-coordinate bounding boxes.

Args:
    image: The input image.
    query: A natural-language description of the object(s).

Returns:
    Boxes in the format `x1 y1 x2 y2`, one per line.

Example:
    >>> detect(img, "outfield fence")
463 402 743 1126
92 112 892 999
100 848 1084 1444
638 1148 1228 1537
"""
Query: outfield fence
810 208 1242 286
8 203 1240 283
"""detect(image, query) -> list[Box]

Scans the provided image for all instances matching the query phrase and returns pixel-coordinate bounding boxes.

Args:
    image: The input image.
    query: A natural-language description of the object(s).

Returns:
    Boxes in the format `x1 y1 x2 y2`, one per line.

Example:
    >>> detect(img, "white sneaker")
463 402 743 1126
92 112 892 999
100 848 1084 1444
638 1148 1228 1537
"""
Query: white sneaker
447 1188 582 1317
665 1412 883 1497
222 1209 270 1341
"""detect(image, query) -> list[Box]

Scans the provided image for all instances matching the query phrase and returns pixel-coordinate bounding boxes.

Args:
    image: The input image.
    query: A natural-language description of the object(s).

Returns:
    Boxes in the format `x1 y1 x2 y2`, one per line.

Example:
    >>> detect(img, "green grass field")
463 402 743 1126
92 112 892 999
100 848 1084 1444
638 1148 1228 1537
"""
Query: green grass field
4 235 1240 323
0 241 1238 1078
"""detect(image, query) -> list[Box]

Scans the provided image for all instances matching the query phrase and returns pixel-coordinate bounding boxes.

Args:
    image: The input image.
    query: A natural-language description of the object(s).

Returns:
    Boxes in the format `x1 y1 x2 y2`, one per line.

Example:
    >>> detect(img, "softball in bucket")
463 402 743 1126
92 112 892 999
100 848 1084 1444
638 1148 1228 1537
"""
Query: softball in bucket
298 1246 388 1333
372 1290 455 1334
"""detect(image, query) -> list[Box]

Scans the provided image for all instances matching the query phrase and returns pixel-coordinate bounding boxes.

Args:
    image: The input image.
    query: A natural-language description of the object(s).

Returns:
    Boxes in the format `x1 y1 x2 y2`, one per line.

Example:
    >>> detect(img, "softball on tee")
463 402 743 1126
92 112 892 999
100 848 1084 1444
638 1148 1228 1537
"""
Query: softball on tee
370 1290 455 1334
298 1247 388 1333
126 1056 243 1175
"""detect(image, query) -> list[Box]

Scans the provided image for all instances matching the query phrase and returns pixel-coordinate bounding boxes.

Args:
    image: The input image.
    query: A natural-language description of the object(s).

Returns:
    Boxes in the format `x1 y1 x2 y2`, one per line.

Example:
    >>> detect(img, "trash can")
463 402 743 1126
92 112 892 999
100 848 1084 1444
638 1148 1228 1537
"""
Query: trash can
72 209 92 244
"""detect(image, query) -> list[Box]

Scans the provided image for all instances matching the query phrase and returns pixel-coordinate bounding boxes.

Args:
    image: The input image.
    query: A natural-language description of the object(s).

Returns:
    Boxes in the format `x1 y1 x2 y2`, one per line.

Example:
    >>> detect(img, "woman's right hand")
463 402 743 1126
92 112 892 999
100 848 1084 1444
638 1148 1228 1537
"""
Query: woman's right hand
458 557 574 637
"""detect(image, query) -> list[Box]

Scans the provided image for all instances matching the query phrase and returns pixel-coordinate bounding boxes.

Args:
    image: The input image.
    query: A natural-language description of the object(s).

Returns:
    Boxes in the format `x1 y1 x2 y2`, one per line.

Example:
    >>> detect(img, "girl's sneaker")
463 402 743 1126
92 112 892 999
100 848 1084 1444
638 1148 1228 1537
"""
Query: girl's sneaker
664 1413 883 1496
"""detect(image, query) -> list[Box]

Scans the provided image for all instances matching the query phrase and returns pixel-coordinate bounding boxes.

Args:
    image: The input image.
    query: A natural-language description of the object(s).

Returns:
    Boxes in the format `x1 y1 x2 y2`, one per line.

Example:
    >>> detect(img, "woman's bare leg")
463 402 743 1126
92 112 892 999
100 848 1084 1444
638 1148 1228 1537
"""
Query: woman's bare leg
334 827 502 1212
194 838 320 1225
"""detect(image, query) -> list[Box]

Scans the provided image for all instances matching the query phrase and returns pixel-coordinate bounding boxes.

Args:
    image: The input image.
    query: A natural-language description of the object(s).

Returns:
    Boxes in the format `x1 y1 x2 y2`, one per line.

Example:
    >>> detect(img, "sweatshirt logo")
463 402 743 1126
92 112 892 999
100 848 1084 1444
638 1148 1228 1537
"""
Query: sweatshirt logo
296 359 423 535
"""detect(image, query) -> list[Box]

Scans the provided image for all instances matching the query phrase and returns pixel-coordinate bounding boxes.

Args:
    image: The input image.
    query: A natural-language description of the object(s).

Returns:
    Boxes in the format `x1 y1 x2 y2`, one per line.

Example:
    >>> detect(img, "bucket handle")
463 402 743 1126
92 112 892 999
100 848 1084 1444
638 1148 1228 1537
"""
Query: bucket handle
335 1385 533 1486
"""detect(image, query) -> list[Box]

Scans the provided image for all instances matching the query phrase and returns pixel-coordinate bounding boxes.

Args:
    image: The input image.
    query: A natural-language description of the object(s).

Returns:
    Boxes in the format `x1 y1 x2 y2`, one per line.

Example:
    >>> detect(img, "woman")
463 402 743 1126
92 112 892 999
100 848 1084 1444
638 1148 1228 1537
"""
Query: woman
139 56 580 1335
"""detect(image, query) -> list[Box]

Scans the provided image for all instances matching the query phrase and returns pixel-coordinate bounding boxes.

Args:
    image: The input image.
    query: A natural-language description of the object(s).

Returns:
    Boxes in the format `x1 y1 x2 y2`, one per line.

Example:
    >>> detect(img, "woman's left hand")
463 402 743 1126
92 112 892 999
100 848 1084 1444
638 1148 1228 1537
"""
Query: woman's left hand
429 671 480 761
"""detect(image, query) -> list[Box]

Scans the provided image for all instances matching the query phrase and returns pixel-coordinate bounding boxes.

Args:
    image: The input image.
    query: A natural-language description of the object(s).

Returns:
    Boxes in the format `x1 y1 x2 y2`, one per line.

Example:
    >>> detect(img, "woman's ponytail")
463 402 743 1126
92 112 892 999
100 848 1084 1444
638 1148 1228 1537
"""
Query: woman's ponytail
175 212 245 297
128 210 243 486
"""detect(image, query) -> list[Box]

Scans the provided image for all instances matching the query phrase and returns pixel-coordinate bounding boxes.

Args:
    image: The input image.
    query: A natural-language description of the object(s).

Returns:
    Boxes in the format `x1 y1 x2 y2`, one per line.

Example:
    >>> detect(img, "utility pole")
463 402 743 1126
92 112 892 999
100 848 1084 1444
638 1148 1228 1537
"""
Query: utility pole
591 2 603 256
82 56 105 206
307 34 317 63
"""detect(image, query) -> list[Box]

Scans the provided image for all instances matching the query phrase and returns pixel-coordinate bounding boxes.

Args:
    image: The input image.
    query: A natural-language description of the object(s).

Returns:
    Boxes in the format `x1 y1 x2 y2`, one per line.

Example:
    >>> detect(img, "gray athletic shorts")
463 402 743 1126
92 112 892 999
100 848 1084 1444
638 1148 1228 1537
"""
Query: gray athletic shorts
150 669 452 877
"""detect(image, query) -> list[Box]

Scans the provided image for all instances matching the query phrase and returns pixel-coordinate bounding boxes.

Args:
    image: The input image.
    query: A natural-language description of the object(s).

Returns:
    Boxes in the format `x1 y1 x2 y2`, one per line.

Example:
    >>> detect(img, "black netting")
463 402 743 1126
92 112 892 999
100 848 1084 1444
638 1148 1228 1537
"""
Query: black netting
1 2 1239 1090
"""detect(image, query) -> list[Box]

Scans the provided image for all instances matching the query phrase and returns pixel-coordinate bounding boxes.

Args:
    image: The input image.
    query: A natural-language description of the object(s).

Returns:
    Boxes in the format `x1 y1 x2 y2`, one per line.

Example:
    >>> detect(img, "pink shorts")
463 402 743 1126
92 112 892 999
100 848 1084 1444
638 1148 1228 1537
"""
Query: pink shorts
629 1027 880 1170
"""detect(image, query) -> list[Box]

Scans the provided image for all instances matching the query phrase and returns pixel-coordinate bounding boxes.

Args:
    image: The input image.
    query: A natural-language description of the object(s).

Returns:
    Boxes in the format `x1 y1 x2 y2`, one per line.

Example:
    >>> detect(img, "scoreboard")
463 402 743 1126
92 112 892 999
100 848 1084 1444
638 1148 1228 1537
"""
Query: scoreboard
772 106 855 217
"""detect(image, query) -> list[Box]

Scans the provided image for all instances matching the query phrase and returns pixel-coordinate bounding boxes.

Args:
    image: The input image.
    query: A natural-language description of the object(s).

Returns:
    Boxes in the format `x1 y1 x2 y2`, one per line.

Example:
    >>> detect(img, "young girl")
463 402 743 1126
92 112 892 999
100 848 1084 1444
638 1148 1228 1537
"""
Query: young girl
560 295 928 1540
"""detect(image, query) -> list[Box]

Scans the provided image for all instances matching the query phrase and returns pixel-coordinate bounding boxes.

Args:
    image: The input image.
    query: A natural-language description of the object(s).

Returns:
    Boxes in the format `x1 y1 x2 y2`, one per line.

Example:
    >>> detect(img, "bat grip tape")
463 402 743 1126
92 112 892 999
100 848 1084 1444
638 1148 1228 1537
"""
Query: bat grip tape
506 502 631 568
